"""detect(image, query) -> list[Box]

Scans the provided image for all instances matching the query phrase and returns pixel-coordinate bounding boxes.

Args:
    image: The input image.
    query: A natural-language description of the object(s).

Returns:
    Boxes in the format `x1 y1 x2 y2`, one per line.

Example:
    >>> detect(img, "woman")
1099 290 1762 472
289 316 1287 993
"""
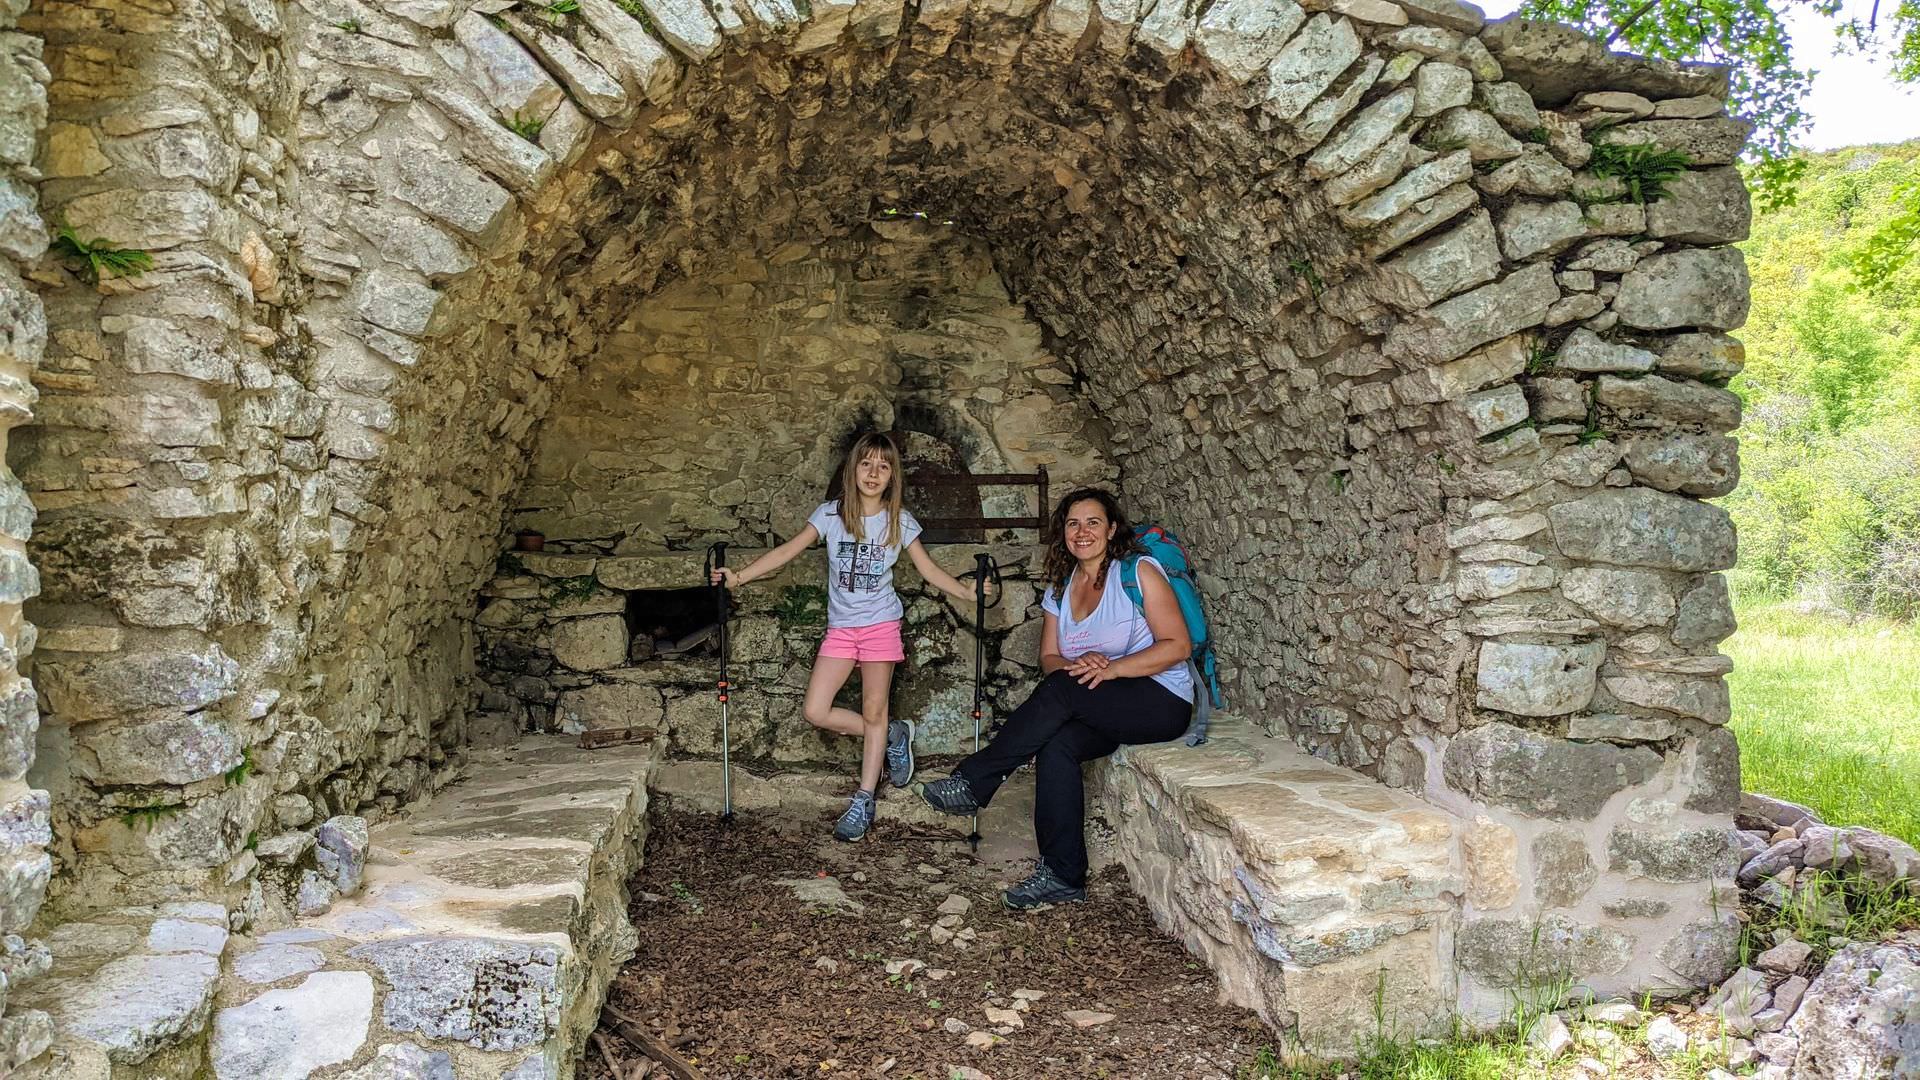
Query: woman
920 487 1194 909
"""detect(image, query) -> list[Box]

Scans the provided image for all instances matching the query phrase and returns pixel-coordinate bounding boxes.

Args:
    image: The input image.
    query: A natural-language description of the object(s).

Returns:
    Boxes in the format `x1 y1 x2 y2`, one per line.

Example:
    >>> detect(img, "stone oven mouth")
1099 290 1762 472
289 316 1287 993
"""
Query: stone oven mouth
624 586 718 662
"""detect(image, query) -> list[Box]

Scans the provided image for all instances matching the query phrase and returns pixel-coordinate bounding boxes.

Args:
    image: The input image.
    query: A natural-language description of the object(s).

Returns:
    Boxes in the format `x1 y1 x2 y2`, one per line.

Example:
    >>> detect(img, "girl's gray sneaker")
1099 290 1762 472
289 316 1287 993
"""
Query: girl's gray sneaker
885 719 915 788
833 789 876 842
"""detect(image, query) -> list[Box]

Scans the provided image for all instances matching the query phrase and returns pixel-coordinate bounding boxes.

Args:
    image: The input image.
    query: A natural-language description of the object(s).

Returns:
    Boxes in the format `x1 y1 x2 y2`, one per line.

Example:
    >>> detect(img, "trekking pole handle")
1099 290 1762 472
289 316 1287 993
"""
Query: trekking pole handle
707 542 730 701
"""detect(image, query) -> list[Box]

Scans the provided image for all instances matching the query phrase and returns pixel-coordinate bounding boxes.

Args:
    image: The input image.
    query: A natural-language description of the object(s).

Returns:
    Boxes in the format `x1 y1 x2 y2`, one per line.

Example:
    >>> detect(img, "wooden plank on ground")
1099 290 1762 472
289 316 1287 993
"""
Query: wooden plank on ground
601 1006 711 1080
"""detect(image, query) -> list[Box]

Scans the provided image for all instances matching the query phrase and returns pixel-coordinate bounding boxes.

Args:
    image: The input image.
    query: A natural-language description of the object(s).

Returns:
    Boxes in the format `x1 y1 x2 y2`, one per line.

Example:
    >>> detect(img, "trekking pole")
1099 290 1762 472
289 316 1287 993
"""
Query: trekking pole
967 552 1002 855
705 542 734 824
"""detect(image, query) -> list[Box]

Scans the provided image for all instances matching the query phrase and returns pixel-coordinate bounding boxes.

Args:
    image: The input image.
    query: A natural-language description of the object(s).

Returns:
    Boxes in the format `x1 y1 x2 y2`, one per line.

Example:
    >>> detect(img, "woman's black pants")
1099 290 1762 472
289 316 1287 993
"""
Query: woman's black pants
953 669 1191 888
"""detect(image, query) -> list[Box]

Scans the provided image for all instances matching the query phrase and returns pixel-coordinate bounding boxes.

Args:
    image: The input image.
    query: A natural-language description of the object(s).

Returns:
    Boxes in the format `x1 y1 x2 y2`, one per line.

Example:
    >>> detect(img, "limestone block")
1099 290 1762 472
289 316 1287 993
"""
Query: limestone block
1595 117 1753 165
1286 931 1453 1054
337 1042 457 1080
1561 567 1676 629
1554 329 1654 373
349 937 562 1051
355 268 448 338
454 11 565 120
1647 167 1750 244
1463 815 1517 907
1363 180 1480 254
1341 149 1471 228
415 86 556 195
297 870 339 916
1602 671 1730 723
1458 383 1527 436
1444 721 1659 819
1682 727 1739 813
1596 374 1741 431
1456 914 1633 987
1547 488 1736 572
1612 247 1750 331
1384 263 1558 364
1476 80 1542 133
637 0 724 56
1672 574 1736 647
0 851 50 932
1530 828 1597 907
550 614 628 671
315 815 371 895
37 642 240 723
1387 208 1499 306
1783 938 1920 1078
1542 439 1623 488
554 681 663 732
1263 14 1362 119
1193 0 1304 83
504 14 631 121
1413 61 1471 117
1607 825 1735 882
74 712 243 786
1329 0 1405 25
1496 198 1584 260
1319 132 1412 206
58 187 218 252
666 689 771 757
1473 642 1602 717
1475 147 1573 197
210 971 374 1080
1655 912 1740 985
1456 563 1554 601
1308 89 1414 178
233 943 327 985
1622 433 1738 497
29 950 221 1064
1654 330 1744 379
1421 107 1522 161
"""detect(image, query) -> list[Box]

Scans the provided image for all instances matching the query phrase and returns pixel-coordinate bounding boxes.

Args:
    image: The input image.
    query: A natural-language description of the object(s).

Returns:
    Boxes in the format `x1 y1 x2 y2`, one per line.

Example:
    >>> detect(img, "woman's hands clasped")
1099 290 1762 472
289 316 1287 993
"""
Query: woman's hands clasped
1065 651 1113 688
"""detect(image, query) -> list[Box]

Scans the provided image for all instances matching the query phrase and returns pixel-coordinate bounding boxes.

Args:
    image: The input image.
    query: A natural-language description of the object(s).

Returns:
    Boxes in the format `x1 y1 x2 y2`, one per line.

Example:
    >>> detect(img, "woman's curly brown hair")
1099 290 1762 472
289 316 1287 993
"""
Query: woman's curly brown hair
1042 487 1144 602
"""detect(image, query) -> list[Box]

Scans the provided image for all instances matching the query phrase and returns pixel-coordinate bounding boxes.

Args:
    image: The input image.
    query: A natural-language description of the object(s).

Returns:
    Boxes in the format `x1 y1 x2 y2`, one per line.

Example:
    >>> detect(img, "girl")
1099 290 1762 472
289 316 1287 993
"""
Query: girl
711 432 991 841
919 487 1192 907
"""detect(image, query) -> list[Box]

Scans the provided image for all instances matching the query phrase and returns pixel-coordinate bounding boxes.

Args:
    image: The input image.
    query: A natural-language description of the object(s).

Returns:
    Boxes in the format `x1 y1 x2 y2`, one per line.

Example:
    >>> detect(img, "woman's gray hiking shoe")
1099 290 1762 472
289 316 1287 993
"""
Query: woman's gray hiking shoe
833 789 876 842
885 719 915 788
1003 862 1086 909
917 775 978 815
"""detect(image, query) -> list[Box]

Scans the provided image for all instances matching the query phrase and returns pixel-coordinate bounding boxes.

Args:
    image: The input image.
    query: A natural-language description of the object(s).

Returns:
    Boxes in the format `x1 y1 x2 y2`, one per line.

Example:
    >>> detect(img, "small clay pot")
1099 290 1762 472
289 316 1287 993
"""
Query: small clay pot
514 529 545 552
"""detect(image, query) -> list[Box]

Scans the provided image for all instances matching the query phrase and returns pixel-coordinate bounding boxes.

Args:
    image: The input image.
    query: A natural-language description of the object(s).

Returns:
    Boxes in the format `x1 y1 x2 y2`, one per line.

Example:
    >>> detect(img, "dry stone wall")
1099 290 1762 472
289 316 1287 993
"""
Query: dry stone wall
5 0 1758 1055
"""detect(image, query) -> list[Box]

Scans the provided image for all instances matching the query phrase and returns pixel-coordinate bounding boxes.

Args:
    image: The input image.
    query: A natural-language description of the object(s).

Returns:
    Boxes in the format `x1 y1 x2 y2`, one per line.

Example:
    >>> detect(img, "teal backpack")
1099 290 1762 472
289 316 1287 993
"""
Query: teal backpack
1119 524 1225 745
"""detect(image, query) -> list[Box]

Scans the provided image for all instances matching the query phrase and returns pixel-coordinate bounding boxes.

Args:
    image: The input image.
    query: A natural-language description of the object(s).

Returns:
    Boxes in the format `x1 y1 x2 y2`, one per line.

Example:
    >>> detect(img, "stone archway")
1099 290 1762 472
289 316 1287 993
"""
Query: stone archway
1 0 1756 1070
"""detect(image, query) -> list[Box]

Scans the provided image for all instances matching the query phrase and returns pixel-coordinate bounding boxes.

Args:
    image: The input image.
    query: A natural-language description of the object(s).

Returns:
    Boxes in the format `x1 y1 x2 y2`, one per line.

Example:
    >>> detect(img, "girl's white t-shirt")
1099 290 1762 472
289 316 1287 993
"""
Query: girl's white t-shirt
1040 556 1195 703
807 502 923 628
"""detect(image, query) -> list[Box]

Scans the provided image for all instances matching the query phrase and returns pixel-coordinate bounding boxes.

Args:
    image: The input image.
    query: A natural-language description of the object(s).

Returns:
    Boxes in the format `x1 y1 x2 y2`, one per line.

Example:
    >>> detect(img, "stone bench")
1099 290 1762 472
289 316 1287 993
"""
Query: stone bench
19 737 658 1079
1099 716 1466 1057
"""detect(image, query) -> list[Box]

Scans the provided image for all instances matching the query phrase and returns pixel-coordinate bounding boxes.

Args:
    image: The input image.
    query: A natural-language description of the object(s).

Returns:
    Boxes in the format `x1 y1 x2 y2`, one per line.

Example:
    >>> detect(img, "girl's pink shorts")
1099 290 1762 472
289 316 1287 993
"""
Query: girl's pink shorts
819 620 905 663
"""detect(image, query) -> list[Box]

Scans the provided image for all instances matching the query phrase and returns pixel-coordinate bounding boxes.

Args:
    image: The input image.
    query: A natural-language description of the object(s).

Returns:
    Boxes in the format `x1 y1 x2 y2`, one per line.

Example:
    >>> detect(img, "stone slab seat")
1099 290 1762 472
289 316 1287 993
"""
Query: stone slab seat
14 737 662 1080
1098 716 1466 1058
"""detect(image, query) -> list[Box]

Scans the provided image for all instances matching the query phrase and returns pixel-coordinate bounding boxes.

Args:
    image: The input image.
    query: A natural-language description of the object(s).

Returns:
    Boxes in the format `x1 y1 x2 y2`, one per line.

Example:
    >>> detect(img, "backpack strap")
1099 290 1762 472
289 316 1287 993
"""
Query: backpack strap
1119 554 1143 610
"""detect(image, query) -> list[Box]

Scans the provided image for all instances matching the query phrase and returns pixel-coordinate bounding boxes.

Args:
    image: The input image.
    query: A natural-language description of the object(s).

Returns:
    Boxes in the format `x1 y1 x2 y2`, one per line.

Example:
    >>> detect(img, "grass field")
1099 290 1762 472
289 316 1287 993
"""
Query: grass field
1726 595 1920 846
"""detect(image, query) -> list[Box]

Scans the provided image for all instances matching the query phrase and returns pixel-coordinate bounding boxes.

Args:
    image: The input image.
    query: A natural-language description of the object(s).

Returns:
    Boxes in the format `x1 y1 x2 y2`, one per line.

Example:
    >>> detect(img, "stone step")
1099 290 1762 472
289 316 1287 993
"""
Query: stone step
1099 716 1467 1058
21 736 658 1079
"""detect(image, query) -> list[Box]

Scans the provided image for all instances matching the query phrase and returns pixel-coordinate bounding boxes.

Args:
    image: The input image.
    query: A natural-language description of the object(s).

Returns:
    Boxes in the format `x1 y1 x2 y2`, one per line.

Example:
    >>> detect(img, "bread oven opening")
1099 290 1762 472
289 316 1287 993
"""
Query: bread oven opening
623 586 717 663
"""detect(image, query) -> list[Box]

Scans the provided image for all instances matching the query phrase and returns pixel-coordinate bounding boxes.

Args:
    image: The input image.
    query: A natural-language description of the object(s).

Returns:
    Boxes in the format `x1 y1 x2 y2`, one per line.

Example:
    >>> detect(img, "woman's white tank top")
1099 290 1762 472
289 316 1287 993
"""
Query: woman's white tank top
1041 556 1195 703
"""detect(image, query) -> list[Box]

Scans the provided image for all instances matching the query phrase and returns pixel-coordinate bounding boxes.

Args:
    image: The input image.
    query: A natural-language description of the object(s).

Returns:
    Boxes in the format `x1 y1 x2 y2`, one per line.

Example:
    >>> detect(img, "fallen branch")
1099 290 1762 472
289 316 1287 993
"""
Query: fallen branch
592 1030 627 1080
601 1006 711 1080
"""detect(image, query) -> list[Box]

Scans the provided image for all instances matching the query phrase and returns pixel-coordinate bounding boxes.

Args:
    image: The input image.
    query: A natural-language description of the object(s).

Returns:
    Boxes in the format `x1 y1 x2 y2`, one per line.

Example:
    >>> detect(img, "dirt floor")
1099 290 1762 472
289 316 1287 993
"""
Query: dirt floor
586 805 1273 1080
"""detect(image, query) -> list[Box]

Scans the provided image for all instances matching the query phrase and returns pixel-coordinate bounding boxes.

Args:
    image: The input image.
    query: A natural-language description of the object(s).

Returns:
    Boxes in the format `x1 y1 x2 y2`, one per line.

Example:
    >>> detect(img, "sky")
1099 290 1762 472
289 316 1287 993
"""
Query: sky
1478 0 1920 150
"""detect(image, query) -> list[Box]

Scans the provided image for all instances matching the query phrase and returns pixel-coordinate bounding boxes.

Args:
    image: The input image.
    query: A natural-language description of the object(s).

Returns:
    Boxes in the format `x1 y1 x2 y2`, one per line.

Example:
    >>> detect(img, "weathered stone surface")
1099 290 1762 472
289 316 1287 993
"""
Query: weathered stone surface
549 613 628 671
1463 815 1518 907
38 643 240 722
1475 80 1541 133
1660 913 1741 984
553 681 664 733
1308 88 1414 178
1548 488 1737 572
1473 641 1602 716
1647 167 1750 244
211 971 375 1080
1596 374 1741 431
1784 936 1920 1078
1443 722 1659 819
1594 117 1753 165
30 950 221 1063
1496 199 1584 260
1386 209 1500 308
1422 106 1523 161
455 11 565 119
75 712 243 786
1343 149 1471 228
1481 17 1729 106
1262 14 1361 118
1622 434 1739 497
316 815 371 895
1475 147 1573 197
350 936 562 1051
1561 567 1676 628
1532 828 1597 906
1193 0 1305 83
1413 62 1472 117
1655 330 1744 379
1458 384 1528 437
233 943 327 985
1556 329 1654 373
1608 825 1735 882
1613 247 1751 331
338 1042 459 1080
1457 914 1634 987
1385 263 1559 364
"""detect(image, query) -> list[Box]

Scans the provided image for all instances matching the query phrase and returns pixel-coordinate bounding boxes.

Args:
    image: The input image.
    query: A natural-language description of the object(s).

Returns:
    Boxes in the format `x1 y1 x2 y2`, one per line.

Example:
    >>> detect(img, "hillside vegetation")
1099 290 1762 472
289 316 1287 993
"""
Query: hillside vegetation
1731 140 1920 617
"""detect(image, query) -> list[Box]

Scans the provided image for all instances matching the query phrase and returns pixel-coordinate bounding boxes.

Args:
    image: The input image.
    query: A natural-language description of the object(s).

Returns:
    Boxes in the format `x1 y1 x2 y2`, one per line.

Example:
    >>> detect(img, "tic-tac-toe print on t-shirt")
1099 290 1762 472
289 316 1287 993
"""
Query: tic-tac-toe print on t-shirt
834 541 887 593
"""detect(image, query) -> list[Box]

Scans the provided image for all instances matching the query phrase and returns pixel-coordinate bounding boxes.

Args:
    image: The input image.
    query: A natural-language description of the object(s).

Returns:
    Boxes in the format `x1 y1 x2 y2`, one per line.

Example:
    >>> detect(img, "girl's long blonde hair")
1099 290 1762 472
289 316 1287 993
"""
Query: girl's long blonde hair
835 432 907 546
